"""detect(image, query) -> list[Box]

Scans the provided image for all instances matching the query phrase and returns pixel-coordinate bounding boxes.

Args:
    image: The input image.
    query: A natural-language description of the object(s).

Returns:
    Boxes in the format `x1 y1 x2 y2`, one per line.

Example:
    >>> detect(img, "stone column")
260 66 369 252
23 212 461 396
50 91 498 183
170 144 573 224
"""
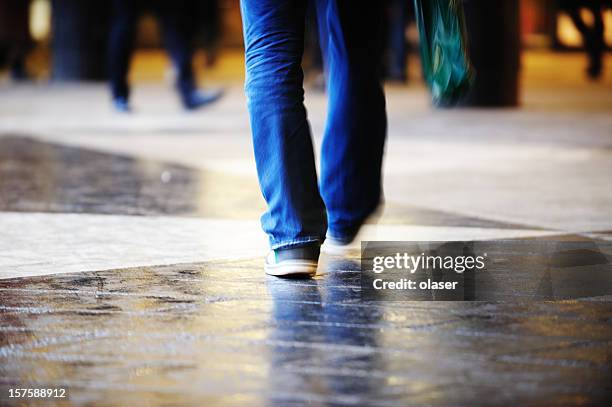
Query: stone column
460 0 521 107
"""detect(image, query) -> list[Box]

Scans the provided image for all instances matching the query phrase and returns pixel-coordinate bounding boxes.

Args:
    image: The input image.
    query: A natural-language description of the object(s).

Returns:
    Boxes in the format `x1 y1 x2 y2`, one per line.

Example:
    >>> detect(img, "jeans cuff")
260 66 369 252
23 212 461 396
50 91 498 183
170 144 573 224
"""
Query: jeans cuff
327 224 361 243
270 236 323 251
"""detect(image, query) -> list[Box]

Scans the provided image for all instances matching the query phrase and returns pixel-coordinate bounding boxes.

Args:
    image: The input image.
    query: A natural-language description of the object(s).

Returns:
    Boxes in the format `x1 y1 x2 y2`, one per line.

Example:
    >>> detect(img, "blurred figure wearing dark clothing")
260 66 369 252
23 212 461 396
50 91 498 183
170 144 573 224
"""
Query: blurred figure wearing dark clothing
385 0 411 82
558 0 606 79
108 0 222 111
0 0 32 80
193 0 221 67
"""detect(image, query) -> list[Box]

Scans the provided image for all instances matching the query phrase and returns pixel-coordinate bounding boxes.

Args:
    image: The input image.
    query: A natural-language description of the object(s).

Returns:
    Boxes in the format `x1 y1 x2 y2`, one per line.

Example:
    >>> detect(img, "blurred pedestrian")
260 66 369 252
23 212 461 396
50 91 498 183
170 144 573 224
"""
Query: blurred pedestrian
558 0 606 79
193 0 221 68
107 0 222 112
241 0 387 276
0 0 32 80
384 0 412 83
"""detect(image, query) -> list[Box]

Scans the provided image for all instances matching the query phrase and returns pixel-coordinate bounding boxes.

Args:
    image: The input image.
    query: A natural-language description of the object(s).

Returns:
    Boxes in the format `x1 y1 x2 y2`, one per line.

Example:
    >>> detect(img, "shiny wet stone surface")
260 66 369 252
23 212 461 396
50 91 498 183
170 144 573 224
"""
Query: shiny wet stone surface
0 135 611 405
0 135 261 218
0 136 526 229
1 257 612 406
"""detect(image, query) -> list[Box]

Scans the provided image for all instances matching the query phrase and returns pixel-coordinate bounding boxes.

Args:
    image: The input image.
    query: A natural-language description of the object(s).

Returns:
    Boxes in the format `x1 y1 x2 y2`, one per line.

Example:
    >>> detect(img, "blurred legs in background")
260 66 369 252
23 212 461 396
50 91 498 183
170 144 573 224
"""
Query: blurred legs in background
558 0 606 79
108 0 222 111
0 0 32 80
193 0 221 68
241 0 386 274
385 0 410 82
108 0 138 109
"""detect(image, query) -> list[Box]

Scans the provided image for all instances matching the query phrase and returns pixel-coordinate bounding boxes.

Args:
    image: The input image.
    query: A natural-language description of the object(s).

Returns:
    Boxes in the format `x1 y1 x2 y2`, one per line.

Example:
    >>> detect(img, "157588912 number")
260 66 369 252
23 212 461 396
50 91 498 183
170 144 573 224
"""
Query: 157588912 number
8 388 67 398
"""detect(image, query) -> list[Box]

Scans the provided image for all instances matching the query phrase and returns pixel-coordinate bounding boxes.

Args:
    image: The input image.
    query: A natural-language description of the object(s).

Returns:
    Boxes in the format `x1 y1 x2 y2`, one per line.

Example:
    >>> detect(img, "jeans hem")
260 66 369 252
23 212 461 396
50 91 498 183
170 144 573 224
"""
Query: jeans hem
270 236 323 251
327 224 362 243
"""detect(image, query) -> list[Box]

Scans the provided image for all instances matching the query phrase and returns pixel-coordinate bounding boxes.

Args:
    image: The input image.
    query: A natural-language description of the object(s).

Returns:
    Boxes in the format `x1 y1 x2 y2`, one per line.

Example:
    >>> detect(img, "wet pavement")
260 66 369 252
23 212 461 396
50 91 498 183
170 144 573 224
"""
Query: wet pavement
0 136 525 229
0 136 610 406
1 258 612 406
1 51 612 405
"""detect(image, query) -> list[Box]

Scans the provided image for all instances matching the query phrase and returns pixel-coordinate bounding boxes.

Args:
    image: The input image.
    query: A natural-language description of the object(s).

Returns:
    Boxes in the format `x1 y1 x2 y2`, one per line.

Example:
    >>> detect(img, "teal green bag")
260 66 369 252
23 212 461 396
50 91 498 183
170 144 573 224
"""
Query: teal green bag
413 0 474 106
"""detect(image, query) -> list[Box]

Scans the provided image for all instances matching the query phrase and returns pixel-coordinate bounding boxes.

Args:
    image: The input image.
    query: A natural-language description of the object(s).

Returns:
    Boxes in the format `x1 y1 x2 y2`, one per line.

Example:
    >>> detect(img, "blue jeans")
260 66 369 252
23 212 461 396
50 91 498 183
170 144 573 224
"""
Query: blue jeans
241 0 387 250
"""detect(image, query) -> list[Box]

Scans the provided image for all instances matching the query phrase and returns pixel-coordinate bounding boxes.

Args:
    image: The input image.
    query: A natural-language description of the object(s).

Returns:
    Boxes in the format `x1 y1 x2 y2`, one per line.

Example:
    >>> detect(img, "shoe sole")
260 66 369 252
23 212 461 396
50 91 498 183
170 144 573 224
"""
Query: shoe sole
265 260 318 277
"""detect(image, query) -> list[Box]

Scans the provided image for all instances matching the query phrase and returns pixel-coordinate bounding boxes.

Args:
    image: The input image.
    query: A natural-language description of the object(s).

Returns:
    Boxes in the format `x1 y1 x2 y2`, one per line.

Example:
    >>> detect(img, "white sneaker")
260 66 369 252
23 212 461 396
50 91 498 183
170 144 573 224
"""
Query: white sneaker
264 244 320 277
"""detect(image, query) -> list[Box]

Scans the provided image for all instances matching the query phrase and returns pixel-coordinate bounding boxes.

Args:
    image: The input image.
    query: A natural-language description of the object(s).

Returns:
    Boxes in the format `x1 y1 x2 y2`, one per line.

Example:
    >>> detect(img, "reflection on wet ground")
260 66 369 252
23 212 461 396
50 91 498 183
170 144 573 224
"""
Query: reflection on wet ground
0 135 262 218
1 256 612 405
0 135 528 228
